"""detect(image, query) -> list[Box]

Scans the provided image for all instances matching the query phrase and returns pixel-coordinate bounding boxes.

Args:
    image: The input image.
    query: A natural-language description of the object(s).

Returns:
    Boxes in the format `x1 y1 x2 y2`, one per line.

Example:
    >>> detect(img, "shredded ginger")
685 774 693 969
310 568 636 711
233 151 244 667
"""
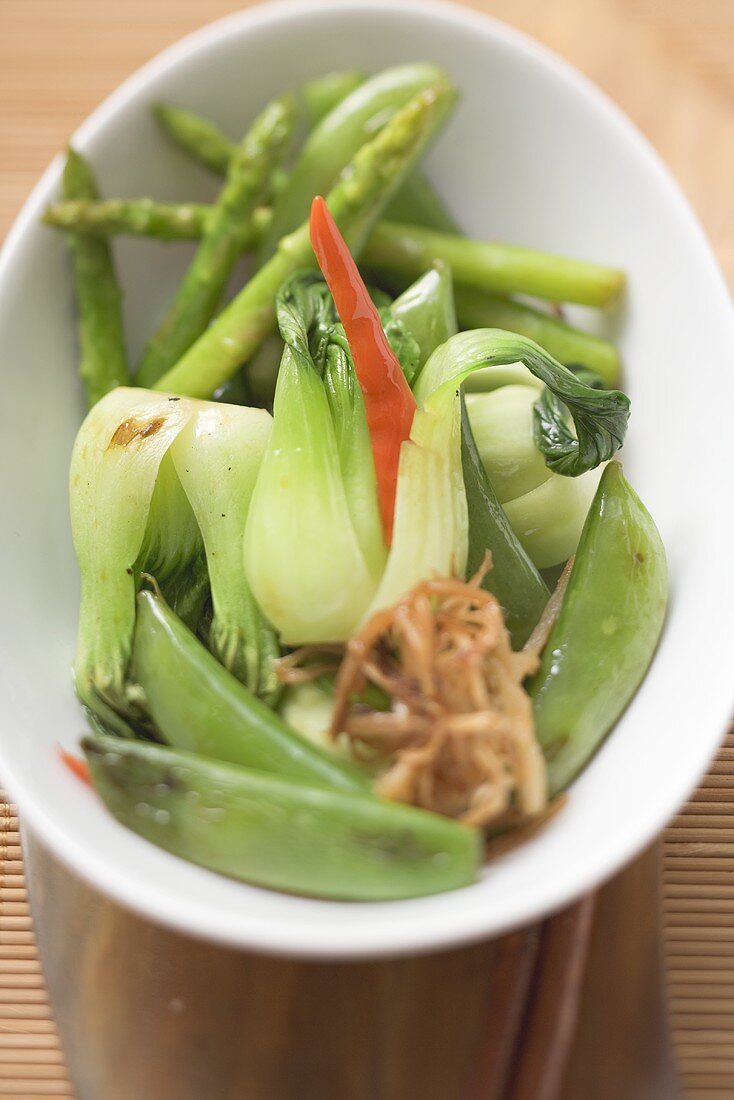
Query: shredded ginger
326 559 549 829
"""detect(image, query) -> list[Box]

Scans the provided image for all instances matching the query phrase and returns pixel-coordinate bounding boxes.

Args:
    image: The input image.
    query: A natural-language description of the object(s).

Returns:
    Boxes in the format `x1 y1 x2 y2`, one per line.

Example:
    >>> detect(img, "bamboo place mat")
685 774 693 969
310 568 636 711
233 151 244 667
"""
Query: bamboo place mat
1 1 734 1098
0 799 71 1098
664 728 734 1095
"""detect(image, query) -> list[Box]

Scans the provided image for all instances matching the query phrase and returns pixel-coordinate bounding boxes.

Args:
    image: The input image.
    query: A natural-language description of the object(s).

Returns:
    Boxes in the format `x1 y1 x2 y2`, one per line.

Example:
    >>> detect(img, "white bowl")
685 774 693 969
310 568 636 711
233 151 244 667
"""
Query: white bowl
1 0 733 960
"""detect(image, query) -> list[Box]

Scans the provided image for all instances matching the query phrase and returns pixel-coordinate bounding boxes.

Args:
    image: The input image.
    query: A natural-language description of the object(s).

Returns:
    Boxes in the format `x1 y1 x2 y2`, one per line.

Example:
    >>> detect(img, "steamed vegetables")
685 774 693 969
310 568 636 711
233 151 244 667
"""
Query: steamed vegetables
54 61 666 902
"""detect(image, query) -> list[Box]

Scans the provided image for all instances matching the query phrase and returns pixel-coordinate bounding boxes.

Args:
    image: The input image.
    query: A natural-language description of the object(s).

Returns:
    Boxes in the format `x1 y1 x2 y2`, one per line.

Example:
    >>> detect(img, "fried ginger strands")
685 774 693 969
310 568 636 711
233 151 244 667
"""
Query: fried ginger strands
327 559 549 829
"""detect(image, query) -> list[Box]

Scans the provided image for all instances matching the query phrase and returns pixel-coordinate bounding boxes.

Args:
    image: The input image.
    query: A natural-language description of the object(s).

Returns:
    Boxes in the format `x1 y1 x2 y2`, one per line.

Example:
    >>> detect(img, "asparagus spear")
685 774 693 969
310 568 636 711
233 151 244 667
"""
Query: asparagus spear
61 149 129 406
152 102 233 174
45 196 212 240
154 80 457 399
258 63 453 260
454 285 620 384
45 197 625 317
136 95 295 388
152 71 364 178
83 731 480 900
364 221 625 308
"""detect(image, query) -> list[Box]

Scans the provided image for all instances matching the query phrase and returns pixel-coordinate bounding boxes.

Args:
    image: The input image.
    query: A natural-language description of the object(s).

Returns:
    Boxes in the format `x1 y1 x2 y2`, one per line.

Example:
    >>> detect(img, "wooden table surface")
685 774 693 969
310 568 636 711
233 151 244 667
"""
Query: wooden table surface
1 2 733 1098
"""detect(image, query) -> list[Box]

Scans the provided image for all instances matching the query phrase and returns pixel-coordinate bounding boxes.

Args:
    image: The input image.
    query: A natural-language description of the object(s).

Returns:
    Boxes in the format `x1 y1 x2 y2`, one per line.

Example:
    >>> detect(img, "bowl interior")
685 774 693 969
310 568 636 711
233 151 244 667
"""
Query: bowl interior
1 0 733 958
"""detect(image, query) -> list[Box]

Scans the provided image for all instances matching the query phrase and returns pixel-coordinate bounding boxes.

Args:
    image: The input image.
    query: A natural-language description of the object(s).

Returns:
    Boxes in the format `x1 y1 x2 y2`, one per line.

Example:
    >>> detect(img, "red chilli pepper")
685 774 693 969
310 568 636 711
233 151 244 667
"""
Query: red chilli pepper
309 196 416 545
58 746 91 786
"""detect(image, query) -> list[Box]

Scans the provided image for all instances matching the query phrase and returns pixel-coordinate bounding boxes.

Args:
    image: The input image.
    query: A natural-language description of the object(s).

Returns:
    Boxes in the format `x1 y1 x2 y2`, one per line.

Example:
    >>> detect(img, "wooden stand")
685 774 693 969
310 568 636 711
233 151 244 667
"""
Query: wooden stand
24 835 678 1100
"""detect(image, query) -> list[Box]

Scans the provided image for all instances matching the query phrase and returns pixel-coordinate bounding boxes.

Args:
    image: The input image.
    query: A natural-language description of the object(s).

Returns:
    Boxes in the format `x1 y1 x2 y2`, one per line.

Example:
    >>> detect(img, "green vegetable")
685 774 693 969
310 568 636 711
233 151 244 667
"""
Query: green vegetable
460 397 549 647
361 389 468 622
351 302 622 624
43 198 216 241
301 69 365 128
168 401 279 700
364 221 625 308
465 386 549 504
415 329 629 478
83 732 481 900
280 681 338 752
153 68 452 241
61 148 129 406
245 273 385 643
258 63 456 261
153 72 364 179
389 263 457 370
455 286 621 385
152 102 234 175
503 464 605 569
45 202 620 383
155 79 457 399
136 95 295 387
531 462 667 793
69 388 198 732
381 312 422 386
69 388 279 730
464 382 610 569
133 590 366 793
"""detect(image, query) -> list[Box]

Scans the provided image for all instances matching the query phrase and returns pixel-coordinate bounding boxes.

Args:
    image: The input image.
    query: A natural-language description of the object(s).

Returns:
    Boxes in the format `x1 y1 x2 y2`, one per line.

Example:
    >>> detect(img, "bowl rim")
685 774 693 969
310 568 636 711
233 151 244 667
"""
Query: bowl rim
2 0 734 959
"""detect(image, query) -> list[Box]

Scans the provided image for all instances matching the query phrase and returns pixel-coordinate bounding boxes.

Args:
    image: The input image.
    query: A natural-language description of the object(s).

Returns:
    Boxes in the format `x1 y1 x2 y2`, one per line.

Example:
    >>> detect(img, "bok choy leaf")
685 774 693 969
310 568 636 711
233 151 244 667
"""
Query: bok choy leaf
415 329 629 477
170 403 278 701
244 273 386 643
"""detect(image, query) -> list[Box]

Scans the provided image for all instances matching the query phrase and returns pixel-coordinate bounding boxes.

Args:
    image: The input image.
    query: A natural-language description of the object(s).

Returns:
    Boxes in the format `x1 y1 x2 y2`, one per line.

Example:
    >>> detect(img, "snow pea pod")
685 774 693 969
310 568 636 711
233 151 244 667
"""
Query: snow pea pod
461 397 549 648
83 733 480 900
530 462 667 794
132 589 368 794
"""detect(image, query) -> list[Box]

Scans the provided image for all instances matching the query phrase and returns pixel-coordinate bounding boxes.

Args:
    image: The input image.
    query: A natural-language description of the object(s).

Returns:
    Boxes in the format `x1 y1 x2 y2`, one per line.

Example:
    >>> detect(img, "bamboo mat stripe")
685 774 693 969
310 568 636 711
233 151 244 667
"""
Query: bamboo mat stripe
0 798 73 1098
663 727 734 1099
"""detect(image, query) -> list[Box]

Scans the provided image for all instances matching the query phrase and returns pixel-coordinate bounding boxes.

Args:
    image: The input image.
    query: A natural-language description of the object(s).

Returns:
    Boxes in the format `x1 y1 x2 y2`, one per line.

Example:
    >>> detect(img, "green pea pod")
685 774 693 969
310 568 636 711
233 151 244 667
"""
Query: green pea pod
460 397 549 648
132 589 368 794
83 732 480 900
257 63 455 261
530 461 668 794
390 263 457 369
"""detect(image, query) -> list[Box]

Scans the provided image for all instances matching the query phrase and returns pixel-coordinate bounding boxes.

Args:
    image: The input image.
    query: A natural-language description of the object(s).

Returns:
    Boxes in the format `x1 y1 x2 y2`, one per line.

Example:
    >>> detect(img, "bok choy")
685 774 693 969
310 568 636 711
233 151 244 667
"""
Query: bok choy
70 388 275 730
